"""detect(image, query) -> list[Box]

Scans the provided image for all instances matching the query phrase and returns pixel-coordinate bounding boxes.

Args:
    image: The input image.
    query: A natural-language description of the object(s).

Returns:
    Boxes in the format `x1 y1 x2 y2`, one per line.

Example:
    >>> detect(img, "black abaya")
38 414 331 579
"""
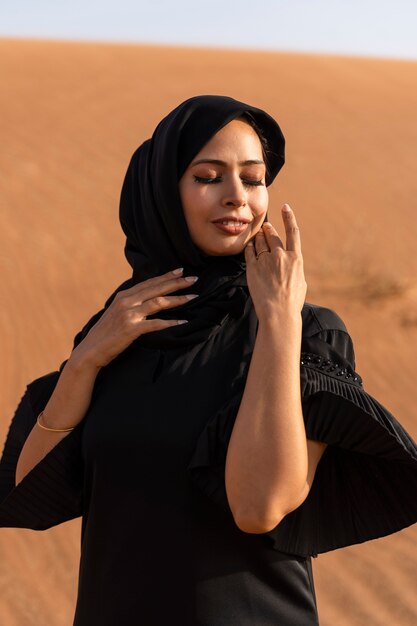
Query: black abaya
1 96 417 625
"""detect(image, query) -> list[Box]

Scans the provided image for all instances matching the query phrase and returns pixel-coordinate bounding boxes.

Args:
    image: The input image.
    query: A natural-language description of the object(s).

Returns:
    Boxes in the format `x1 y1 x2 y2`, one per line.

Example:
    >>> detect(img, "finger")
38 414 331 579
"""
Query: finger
244 239 257 263
143 275 199 299
118 267 187 297
139 293 199 316
121 275 199 305
140 318 189 334
282 204 302 253
254 228 270 255
261 221 284 250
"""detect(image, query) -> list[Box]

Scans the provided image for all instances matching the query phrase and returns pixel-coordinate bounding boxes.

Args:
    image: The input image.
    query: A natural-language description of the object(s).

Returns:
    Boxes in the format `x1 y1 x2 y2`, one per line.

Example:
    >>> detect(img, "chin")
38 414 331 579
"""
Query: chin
199 242 248 257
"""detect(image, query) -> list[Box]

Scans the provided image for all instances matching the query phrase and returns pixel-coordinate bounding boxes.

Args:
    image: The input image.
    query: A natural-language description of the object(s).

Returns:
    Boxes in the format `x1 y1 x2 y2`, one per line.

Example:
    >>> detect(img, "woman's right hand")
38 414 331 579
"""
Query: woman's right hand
70 268 199 369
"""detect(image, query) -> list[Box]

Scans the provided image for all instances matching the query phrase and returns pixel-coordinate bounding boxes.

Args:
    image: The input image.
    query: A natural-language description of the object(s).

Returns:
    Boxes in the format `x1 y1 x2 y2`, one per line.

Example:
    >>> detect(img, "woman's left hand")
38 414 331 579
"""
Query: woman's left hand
244 203 307 321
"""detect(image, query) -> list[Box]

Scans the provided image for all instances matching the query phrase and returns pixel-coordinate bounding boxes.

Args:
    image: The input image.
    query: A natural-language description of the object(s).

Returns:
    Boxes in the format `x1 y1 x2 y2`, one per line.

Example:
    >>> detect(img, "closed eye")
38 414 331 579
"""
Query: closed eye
193 176 220 184
193 176 264 187
244 179 264 187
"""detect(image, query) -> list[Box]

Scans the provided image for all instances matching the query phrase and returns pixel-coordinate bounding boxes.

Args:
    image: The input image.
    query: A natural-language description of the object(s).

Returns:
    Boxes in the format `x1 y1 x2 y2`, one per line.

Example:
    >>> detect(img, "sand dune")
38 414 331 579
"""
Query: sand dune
0 38 416 625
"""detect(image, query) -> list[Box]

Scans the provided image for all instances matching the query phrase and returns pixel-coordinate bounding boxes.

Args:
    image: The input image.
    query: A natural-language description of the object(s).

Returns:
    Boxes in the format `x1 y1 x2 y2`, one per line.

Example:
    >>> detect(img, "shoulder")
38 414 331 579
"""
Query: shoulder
301 301 356 370
301 301 349 337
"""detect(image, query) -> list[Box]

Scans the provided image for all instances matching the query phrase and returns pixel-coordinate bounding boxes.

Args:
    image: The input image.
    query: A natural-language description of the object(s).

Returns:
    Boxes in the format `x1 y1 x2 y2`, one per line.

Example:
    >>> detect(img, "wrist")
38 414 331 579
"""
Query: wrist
258 307 302 330
67 348 103 375
257 310 302 354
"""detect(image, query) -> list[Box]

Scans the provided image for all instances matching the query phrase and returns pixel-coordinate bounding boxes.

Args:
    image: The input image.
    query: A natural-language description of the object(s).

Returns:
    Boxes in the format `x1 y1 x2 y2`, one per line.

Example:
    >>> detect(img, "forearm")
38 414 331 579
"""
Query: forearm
15 352 101 485
225 311 307 532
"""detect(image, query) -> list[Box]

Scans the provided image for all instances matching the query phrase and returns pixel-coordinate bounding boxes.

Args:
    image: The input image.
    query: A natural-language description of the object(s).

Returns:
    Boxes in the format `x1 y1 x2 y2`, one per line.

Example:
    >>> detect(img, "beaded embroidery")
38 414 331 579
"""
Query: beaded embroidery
300 352 363 387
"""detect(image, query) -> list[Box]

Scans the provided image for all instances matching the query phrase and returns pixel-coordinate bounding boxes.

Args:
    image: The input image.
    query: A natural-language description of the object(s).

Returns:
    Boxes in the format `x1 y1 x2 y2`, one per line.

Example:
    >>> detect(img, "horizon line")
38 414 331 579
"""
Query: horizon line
1 34 417 64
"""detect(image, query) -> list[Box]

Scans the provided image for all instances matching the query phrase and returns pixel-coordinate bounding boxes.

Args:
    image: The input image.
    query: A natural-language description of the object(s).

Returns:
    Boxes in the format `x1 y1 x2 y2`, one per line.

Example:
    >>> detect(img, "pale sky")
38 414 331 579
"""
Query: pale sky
1 0 416 60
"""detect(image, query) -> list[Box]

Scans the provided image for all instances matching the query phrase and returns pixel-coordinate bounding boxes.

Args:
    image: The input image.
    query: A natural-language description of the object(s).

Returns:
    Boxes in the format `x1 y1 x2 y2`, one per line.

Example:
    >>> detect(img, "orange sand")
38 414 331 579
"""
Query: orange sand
0 38 416 625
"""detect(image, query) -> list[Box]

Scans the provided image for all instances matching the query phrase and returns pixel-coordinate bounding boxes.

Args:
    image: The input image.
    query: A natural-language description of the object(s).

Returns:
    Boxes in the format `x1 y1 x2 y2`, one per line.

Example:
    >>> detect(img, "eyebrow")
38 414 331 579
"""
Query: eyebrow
190 158 265 167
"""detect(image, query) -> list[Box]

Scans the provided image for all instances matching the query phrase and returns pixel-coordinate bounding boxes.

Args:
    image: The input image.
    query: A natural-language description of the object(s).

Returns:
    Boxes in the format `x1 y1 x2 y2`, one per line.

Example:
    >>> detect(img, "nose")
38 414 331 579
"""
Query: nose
221 176 247 208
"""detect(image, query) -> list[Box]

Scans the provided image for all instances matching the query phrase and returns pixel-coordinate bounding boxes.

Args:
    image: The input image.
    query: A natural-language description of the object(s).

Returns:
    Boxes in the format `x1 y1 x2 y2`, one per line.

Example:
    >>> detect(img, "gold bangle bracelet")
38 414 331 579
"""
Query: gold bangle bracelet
36 411 75 432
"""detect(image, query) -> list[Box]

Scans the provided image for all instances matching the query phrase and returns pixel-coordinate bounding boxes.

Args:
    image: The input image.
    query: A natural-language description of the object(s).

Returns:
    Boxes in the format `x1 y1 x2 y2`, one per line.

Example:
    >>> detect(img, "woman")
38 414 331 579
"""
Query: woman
1 95 417 626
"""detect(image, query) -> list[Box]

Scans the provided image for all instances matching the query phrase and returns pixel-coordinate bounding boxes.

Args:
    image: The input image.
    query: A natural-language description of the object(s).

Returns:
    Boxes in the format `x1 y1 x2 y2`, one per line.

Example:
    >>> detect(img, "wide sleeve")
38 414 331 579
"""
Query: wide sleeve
0 364 85 530
0 281 132 531
187 310 417 558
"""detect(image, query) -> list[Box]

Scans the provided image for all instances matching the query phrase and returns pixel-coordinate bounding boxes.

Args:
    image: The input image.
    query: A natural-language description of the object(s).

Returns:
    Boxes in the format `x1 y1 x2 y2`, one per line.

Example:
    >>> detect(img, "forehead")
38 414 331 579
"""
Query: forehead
193 118 263 160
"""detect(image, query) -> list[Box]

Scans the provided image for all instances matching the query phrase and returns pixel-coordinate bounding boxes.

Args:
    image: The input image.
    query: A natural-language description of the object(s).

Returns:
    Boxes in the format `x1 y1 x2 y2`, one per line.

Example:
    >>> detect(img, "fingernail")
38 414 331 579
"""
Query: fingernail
172 267 184 275
184 276 199 283
185 294 199 300
282 204 291 212
177 320 189 325
247 241 254 246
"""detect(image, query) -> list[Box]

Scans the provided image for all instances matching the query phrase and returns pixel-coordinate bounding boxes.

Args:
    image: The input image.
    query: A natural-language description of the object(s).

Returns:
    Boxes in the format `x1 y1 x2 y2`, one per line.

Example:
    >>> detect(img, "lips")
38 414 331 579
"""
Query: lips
212 221 250 235
212 216 252 224
211 215 252 235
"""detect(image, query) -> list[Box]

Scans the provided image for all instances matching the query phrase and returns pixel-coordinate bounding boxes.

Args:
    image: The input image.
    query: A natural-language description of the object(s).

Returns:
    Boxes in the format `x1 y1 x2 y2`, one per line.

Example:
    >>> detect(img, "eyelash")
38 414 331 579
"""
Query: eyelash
193 175 264 187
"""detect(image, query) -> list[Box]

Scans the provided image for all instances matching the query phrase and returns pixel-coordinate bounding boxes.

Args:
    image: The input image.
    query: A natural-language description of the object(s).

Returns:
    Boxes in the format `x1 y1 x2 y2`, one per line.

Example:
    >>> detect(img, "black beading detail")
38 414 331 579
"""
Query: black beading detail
300 352 363 386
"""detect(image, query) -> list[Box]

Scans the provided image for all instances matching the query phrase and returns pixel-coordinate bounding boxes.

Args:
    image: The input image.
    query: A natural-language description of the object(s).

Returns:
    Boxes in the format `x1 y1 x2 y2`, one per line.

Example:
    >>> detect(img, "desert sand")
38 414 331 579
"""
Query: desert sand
0 38 416 625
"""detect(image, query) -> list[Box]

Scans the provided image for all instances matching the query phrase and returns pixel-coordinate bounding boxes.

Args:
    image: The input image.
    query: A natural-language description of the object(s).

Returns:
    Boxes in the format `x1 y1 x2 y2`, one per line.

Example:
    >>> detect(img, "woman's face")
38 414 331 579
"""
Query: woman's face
178 117 269 256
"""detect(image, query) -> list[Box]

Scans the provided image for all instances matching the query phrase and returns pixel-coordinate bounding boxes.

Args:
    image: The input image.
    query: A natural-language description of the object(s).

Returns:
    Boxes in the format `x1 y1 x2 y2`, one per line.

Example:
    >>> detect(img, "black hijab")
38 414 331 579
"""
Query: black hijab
74 95 285 351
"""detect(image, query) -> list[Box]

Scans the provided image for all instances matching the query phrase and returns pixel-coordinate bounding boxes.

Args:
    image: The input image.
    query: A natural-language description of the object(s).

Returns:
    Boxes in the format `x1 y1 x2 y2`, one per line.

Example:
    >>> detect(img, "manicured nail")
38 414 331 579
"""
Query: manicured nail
177 320 189 325
184 275 199 283
172 267 184 275
185 294 199 300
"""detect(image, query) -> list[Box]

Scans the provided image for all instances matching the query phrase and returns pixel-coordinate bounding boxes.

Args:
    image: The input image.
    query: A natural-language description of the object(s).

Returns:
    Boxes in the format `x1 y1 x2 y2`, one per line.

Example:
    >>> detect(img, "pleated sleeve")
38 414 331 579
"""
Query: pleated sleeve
187 306 417 557
0 281 129 531
0 364 85 530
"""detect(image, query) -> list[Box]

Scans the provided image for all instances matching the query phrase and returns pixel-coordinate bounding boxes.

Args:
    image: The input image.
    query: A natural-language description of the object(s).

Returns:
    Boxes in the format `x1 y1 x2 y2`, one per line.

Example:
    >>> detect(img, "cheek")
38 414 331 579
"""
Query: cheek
251 188 269 217
180 185 212 224
247 191 268 237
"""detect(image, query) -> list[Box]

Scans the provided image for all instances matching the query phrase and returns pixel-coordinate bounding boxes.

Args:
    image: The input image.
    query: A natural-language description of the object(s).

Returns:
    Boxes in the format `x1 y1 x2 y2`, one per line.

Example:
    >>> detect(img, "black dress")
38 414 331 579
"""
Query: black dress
1 300 417 626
